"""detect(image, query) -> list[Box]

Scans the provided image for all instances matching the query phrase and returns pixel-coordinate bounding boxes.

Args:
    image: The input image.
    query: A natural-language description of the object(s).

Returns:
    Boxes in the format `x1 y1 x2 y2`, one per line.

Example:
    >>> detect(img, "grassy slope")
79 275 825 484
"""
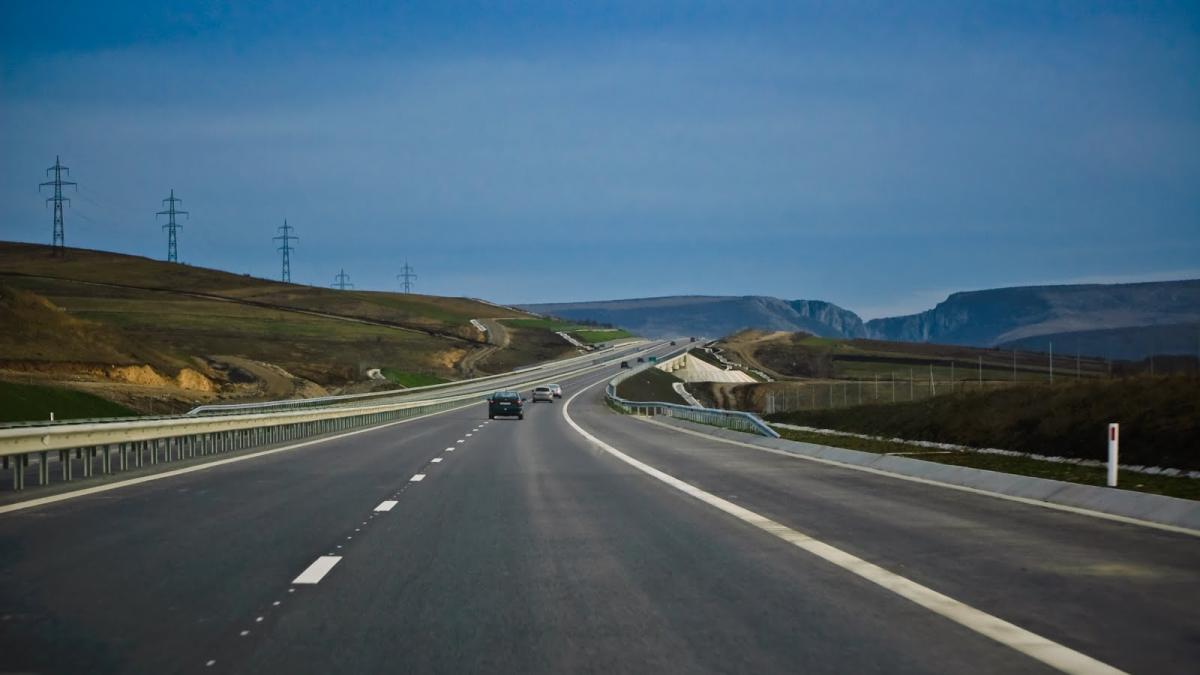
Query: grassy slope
0 381 137 422
766 375 1200 471
380 369 448 387
0 242 561 387
502 318 635 344
572 328 633 344
722 330 1109 382
616 367 687 405
775 427 1200 501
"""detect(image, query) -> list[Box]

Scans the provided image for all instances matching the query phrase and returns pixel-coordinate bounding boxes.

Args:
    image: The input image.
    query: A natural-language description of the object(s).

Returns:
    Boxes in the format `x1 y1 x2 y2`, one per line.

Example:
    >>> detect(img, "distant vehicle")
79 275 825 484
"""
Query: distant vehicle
670 340 677 346
620 360 631 369
689 337 697 342
637 356 645 363
488 391 525 420
547 384 562 398
532 386 554 403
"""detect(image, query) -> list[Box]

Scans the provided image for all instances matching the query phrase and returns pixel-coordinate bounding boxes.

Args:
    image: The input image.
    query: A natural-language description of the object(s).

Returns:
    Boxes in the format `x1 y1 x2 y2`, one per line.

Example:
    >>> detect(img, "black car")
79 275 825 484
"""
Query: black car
488 390 525 420
620 360 630 369
636 356 645 363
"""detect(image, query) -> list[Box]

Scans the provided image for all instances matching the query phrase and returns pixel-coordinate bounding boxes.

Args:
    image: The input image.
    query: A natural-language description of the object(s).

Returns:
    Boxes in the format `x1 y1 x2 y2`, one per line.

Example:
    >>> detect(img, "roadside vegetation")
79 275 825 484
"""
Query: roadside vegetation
0 242 579 413
379 370 448 387
766 375 1200 471
572 328 633 344
0 381 137 423
502 317 634 345
719 329 1119 382
615 368 687 405
774 426 1200 501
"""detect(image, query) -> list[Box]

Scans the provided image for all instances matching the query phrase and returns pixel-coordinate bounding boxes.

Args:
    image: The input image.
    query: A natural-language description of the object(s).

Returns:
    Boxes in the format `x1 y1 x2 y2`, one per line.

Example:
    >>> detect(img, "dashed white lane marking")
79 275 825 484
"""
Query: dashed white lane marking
255 616 264 623
444 447 455 452
456 440 465 444
272 601 281 606
466 433 473 437
431 458 443 463
375 500 398 512
0 396 482 515
411 474 426 482
292 556 342 585
206 660 216 667
560 382 1125 675
240 630 250 637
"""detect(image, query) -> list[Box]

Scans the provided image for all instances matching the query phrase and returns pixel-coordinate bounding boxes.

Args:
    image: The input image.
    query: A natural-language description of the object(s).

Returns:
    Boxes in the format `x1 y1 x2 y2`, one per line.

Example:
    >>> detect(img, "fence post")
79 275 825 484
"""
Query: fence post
1107 423 1119 487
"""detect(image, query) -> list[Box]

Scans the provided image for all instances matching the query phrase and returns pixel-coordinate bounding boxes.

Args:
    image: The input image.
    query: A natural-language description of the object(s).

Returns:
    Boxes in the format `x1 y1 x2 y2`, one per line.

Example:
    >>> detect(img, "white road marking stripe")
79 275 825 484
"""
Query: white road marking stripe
374 500 397 511
561 382 1125 675
638 417 1200 538
431 458 443 463
292 556 342 585
444 447 455 452
410 474 425 482
0 398 484 516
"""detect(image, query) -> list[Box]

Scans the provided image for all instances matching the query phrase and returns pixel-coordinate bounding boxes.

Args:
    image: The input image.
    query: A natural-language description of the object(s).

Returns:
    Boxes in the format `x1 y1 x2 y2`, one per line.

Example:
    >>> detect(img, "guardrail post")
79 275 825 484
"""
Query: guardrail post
101 445 112 474
11 454 24 490
38 451 49 485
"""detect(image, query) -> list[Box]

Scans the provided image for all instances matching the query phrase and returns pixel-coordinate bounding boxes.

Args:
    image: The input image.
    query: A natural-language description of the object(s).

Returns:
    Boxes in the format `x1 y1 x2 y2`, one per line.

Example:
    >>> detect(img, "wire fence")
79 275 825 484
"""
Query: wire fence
761 377 1025 414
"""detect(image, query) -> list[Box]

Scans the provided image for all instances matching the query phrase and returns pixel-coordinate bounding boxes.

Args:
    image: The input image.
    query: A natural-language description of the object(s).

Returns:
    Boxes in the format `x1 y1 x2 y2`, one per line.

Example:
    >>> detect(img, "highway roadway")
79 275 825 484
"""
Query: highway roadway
0 351 1197 673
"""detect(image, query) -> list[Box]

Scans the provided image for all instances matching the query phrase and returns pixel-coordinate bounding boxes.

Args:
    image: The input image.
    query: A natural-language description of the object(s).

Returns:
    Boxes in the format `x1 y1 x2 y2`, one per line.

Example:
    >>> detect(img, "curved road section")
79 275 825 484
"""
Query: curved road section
0 345 1196 673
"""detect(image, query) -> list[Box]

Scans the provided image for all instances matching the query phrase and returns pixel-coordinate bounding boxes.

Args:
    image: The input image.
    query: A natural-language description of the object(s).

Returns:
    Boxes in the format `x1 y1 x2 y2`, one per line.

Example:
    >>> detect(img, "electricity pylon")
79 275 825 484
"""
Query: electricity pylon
274 220 298 283
397 260 417 294
332 268 353 290
39 156 77 254
156 189 189 262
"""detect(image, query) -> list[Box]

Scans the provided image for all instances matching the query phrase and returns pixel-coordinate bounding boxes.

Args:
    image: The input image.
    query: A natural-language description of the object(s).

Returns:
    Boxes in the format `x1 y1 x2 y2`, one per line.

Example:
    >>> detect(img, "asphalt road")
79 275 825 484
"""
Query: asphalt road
0 355 1196 674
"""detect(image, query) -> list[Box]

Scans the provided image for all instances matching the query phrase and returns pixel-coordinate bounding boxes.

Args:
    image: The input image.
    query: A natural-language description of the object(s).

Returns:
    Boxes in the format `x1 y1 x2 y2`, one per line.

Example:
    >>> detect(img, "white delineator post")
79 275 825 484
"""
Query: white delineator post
1107 423 1119 487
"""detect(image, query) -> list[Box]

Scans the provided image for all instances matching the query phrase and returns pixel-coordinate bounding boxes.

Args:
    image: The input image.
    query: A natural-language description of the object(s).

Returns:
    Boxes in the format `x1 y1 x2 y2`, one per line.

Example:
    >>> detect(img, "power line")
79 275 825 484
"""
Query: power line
273 220 298 283
39 156 77 254
332 268 353 290
397 260 417 294
156 189 189 263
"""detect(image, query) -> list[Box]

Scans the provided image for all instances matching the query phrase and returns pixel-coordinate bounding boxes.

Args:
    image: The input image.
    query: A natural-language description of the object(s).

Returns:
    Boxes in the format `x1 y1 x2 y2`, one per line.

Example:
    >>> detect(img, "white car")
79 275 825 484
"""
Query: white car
547 384 562 398
531 386 554 402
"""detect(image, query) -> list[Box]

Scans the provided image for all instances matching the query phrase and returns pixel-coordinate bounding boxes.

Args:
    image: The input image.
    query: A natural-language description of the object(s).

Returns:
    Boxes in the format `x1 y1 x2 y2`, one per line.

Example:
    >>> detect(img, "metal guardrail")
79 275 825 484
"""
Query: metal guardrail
186 344 630 416
604 349 780 439
0 345 656 493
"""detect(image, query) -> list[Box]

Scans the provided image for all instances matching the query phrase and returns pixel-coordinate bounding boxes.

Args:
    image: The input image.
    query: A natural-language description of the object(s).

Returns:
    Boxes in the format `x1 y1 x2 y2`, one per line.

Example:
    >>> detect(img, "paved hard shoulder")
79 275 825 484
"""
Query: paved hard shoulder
645 417 1200 535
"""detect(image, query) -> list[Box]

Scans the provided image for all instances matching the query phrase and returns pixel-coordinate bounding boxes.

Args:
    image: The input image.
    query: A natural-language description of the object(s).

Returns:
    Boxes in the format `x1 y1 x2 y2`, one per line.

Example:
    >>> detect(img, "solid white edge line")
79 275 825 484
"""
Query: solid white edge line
560 379 1125 675
374 500 398 512
0 344 657 516
292 555 342 584
636 417 1200 539
0 398 484 515
410 474 425 482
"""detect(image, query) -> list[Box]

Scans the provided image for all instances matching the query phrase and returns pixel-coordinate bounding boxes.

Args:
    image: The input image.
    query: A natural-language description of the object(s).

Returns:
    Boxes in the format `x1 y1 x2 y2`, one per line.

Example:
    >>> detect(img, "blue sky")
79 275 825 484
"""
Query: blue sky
1 1 1197 318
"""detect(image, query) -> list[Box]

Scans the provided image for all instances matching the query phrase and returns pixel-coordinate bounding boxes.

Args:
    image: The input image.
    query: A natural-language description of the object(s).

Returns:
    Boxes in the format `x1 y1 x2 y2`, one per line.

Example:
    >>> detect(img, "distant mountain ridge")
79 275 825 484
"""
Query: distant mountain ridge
521 296 866 340
521 279 1200 358
863 280 1200 347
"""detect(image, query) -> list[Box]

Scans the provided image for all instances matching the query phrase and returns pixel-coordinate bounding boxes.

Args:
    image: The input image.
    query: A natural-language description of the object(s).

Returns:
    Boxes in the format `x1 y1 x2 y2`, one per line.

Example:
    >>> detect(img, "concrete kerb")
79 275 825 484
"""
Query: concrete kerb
639 416 1200 535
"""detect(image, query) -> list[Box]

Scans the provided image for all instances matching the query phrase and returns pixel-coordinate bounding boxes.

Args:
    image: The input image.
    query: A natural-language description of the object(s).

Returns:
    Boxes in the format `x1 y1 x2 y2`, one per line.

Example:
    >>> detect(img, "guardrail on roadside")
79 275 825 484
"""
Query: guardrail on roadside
0 345 655 494
604 348 780 439
184 343 634 416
